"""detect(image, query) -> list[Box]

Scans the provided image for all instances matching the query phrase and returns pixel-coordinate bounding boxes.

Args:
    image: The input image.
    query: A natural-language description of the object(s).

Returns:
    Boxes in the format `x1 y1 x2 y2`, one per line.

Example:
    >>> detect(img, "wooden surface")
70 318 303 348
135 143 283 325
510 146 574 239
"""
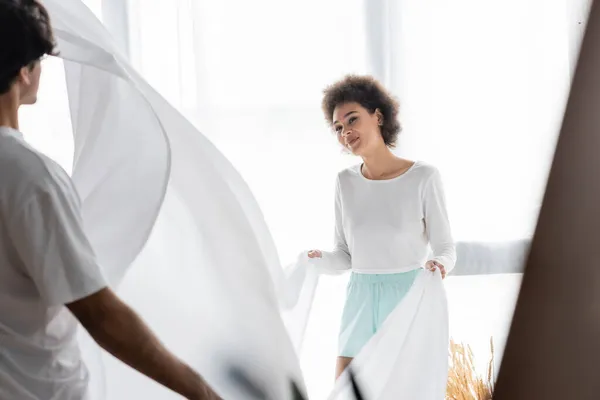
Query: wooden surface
494 1 600 398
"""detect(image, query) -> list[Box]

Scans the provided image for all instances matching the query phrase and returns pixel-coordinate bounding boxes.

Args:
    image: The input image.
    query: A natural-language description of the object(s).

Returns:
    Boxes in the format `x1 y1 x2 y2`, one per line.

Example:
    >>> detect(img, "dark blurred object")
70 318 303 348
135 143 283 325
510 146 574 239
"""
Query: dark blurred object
229 364 366 399
347 367 365 400
289 368 364 400
228 365 269 399
494 1 600 399
290 379 305 400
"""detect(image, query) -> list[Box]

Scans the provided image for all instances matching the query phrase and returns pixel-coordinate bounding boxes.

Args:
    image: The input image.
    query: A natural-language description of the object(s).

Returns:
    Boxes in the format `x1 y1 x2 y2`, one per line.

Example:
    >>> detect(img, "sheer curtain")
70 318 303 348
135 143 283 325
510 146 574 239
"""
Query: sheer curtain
126 0 577 249
121 1 580 398
127 0 372 263
389 0 572 242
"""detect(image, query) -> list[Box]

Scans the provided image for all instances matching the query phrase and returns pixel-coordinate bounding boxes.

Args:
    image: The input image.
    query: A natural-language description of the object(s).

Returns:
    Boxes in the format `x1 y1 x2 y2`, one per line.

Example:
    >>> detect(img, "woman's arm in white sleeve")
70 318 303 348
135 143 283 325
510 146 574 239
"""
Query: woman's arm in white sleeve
319 176 352 273
424 168 457 273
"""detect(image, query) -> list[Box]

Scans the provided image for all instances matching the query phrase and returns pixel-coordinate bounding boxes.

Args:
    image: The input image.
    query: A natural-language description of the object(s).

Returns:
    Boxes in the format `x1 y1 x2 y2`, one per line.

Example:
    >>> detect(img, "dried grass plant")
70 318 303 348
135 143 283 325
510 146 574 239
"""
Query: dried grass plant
446 337 495 400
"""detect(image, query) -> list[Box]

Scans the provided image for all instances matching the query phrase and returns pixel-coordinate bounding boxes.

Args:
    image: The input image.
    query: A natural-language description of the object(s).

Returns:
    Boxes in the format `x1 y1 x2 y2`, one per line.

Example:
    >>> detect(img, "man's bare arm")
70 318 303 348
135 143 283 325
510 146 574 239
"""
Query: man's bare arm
67 288 220 400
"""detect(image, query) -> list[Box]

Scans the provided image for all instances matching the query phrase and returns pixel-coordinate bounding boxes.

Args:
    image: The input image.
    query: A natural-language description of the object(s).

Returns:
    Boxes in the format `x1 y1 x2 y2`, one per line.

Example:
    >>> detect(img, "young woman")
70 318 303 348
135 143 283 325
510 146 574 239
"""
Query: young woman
308 75 456 379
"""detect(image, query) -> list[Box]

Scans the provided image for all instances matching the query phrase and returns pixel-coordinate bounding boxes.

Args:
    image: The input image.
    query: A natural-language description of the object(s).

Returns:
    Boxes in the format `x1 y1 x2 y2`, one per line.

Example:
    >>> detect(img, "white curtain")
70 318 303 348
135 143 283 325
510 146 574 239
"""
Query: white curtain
126 0 575 246
25 0 588 398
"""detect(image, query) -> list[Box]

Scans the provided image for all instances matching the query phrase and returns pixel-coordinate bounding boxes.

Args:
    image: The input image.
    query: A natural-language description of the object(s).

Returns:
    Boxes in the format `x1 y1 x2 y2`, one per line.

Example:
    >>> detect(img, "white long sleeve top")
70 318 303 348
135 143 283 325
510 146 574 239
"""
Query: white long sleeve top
320 161 456 274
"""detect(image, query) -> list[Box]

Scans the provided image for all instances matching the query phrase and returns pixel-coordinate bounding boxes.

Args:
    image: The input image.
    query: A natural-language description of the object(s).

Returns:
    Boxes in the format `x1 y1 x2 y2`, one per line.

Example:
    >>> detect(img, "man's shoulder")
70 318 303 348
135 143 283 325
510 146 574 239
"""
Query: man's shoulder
0 135 73 209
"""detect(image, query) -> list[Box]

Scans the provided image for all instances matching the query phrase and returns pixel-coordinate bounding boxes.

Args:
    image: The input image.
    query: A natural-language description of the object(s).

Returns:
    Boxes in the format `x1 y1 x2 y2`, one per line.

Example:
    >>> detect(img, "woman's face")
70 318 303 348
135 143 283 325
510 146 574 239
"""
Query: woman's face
332 102 384 156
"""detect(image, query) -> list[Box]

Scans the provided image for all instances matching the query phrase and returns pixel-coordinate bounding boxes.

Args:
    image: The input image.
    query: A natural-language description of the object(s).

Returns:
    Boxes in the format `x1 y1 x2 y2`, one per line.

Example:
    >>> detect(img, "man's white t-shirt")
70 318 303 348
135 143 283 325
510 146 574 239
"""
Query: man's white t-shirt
0 127 108 399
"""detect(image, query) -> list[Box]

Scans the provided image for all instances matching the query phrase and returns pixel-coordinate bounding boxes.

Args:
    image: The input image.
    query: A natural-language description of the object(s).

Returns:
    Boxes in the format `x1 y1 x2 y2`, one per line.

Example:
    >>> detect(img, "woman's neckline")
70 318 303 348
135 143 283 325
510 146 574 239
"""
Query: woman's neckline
358 160 419 182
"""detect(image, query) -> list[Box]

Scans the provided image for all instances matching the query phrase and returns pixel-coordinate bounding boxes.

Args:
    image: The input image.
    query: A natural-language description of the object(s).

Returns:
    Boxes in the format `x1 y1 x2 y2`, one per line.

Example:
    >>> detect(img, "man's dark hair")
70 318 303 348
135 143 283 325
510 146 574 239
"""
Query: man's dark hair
0 0 56 94
322 75 401 148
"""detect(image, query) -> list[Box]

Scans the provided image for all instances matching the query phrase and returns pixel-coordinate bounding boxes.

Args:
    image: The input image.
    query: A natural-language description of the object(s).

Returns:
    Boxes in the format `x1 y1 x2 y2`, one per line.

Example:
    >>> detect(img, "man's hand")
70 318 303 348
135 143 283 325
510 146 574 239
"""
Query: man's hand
425 260 446 279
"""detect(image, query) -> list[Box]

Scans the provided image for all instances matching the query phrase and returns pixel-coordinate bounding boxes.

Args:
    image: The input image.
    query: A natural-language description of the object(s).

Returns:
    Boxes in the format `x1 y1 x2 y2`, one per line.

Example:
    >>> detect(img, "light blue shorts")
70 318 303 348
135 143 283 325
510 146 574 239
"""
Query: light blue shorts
338 269 421 358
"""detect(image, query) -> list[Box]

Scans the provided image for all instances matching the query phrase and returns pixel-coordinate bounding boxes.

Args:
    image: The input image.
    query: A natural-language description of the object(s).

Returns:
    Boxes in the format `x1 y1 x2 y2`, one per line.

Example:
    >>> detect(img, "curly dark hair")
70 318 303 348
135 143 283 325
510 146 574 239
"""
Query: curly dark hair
322 75 401 148
0 0 57 95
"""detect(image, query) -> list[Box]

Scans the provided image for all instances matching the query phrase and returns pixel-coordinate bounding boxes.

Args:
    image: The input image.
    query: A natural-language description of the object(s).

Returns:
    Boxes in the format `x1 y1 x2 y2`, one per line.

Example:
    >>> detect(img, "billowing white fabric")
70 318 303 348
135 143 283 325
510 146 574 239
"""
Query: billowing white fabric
331 270 448 400
286 256 449 400
43 1 450 399
45 1 302 399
